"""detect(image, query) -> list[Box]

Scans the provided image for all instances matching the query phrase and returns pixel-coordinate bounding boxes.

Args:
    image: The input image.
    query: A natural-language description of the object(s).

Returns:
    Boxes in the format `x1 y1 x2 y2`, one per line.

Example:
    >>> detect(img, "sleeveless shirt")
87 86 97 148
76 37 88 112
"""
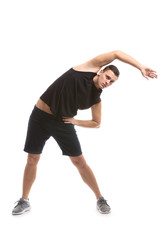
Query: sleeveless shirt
40 68 102 121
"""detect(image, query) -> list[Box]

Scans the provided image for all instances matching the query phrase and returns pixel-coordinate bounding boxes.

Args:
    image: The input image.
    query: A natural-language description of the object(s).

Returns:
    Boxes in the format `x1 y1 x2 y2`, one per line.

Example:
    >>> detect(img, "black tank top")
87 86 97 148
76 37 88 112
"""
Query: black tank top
40 68 102 121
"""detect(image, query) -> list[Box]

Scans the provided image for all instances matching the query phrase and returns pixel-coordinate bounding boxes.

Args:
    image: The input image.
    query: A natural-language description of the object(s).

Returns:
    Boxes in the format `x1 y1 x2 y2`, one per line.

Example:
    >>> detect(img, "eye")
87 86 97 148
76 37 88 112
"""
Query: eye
106 75 111 80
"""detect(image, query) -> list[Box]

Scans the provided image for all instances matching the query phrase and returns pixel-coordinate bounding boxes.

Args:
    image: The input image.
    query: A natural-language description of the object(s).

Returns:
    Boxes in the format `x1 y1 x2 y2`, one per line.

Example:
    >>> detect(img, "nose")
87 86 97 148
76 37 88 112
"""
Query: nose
106 80 111 86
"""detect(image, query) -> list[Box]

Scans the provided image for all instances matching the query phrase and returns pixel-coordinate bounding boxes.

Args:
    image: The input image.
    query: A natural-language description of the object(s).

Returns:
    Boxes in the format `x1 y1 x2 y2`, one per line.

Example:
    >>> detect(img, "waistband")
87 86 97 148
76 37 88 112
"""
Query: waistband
34 105 61 121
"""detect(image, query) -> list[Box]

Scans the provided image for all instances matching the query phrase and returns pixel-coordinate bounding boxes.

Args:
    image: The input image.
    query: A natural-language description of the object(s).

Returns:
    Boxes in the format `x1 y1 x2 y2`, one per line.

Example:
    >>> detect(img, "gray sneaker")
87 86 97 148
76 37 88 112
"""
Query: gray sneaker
97 196 111 214
12 198 31 215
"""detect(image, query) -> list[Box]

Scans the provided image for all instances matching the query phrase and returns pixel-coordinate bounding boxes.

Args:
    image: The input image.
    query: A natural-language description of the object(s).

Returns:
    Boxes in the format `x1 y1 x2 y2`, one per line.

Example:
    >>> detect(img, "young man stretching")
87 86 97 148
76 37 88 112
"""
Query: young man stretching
12 50 157 215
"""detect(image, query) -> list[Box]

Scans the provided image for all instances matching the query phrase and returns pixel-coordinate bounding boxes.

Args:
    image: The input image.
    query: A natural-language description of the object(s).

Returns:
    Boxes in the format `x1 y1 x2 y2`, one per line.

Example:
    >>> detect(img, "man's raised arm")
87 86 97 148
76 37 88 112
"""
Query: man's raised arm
86 50 157 80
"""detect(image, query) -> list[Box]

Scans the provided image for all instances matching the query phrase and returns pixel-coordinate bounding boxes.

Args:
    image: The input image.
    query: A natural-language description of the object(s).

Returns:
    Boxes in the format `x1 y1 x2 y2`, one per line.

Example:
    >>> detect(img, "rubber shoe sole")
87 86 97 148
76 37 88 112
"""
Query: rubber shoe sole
12 206 31 215
97 205 111 214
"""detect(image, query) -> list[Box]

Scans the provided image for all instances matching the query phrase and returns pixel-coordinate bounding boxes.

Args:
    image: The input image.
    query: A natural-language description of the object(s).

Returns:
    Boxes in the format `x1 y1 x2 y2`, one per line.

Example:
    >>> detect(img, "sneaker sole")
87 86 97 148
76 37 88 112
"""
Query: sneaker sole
12 207 31 215
97 206 111 214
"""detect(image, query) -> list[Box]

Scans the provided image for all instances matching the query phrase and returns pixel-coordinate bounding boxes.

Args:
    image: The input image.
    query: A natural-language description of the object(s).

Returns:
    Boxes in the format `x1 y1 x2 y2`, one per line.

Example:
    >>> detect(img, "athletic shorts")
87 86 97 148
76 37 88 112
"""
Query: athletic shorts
24 106 82 156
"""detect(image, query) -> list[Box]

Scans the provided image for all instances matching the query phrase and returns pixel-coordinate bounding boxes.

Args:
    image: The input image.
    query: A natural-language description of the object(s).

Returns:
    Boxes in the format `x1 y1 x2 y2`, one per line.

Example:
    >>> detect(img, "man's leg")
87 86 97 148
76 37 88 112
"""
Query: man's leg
69 154 102 199
22 153 40 199
12 153 40 215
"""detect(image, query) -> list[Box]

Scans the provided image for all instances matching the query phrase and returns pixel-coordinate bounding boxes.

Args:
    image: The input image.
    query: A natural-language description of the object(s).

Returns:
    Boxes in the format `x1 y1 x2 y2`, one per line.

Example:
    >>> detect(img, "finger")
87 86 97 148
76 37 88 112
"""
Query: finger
63 119 72 123
62 117 70 120
144 76 149 80
62 118 68 122
149 73 158 78
63 119 70 123
150 70 158 77
152 73 158 78
150 71 157 75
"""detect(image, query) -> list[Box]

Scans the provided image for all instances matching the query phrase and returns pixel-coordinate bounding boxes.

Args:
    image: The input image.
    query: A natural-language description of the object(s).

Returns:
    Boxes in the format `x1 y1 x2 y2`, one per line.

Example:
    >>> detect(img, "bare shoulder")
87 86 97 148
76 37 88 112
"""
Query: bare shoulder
72 62 100 73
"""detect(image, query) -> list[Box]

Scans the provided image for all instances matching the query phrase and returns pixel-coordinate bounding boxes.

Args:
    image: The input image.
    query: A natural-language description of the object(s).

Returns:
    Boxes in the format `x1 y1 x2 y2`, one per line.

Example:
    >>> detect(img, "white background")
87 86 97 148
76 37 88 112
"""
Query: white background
0 0 165 239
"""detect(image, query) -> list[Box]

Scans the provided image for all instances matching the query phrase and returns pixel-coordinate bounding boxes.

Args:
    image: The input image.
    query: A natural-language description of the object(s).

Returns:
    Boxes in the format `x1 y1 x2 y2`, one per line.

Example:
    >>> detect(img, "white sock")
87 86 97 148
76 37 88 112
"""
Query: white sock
22 198 29 202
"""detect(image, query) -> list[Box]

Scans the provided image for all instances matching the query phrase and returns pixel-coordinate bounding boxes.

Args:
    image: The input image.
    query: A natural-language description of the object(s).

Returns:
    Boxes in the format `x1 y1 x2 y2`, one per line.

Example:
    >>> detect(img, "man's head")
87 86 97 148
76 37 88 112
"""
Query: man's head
95 65 119 90
103 65 120 77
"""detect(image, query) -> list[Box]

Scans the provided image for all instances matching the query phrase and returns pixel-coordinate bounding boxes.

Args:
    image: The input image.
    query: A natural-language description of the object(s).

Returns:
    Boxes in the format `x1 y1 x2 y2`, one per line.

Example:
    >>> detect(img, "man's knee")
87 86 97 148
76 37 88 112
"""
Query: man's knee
27 153 40 166
69 154 87 169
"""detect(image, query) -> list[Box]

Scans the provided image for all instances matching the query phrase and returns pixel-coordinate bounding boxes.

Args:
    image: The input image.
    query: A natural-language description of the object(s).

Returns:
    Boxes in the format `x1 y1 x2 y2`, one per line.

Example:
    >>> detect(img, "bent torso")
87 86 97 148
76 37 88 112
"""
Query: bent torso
36 99 53 115
36 64 100 115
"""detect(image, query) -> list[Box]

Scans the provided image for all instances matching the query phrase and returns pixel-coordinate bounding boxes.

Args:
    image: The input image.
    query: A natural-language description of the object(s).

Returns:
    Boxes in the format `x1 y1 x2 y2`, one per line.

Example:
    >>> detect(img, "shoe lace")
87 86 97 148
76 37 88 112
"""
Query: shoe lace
14 199 24 208
99 198 109 206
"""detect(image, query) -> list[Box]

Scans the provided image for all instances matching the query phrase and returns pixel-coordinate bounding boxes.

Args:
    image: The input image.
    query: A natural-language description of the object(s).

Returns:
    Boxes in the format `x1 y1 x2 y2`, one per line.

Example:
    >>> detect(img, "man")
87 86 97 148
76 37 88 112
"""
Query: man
12 50 157 215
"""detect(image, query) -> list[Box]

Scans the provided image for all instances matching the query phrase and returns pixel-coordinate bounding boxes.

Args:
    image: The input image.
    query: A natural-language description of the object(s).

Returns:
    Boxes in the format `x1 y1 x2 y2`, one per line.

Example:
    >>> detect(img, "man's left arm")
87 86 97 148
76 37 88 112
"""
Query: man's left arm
86 50 158 80
62 102 101 128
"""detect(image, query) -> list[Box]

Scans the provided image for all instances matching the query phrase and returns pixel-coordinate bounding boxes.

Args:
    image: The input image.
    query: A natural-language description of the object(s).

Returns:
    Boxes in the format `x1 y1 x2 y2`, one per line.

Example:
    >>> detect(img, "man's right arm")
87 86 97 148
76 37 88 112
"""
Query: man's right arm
62 102 101 128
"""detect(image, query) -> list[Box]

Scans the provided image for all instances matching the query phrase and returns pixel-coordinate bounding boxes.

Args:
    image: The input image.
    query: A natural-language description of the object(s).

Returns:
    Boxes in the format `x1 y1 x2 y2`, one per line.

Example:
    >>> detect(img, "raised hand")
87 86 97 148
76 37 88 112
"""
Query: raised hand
140 66 158 80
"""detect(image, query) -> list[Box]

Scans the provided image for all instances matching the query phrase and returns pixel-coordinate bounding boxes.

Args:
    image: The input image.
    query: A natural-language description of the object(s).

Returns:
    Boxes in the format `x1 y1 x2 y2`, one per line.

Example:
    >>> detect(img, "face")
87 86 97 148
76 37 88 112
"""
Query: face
97 69 118 89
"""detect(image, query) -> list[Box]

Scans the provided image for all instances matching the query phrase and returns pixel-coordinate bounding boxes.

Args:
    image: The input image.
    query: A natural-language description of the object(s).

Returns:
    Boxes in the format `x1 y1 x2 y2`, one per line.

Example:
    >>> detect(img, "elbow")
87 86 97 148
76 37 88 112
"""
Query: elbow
96 121 101 128
93 121 101 128
114 50 121 59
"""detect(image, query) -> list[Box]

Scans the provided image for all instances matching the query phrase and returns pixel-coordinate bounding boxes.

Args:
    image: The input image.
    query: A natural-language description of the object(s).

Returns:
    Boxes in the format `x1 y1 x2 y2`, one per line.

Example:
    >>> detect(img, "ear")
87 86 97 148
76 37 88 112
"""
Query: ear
98 69 104 75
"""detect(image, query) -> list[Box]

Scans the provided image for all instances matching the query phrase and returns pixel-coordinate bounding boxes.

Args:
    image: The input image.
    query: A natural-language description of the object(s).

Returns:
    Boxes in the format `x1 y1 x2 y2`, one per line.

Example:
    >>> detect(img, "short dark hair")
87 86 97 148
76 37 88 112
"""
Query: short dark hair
103 64 120 77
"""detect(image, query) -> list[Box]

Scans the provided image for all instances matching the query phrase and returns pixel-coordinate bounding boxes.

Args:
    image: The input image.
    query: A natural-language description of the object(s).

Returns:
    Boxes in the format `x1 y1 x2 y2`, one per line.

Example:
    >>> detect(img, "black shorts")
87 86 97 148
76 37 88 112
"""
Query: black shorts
24 106 82 156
